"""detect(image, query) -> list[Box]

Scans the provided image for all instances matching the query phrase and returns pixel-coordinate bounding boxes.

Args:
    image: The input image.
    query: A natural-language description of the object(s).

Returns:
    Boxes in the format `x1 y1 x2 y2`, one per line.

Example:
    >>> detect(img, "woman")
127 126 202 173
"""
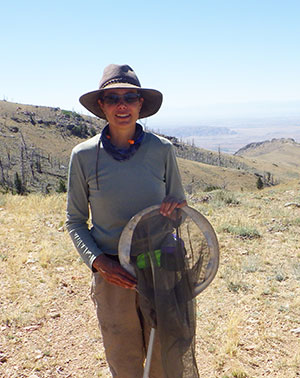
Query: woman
66 64 187 377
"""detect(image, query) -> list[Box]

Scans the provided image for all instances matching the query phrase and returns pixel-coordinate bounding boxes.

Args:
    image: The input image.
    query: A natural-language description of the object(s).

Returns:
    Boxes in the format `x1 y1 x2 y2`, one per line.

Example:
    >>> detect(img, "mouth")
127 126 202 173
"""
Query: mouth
116 113 130 119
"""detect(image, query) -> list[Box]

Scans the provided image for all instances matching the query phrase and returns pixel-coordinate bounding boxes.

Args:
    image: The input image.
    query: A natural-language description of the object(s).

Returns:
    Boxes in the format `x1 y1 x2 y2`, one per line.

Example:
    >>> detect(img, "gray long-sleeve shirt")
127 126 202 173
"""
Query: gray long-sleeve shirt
66 130 185 270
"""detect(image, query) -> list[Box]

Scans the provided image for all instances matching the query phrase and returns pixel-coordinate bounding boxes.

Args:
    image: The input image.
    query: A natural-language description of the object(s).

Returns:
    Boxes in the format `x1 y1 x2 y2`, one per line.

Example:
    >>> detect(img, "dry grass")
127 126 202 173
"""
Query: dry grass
178 158 259 193
1 184 300 377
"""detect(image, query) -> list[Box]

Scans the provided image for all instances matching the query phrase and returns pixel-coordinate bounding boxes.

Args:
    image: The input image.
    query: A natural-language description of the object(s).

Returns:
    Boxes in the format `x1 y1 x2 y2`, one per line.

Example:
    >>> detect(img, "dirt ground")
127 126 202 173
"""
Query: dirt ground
0 187 300 377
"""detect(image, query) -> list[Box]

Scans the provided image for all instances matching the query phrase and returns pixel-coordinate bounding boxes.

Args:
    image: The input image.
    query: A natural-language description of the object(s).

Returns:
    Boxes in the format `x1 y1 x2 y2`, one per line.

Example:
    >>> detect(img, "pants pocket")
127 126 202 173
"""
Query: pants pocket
90 271 103 298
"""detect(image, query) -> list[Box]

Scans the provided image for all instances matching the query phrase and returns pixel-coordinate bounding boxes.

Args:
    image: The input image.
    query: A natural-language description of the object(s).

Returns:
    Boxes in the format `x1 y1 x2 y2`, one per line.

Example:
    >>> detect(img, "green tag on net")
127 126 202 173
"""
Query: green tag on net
136 249 161 269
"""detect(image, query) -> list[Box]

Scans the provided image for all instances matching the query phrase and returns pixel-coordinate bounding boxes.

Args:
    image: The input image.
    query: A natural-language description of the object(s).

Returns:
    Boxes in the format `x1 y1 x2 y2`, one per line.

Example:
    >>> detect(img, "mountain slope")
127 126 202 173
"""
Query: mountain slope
177 157 258 192
235 138 300 180
0 100 105 193
0 100 298 193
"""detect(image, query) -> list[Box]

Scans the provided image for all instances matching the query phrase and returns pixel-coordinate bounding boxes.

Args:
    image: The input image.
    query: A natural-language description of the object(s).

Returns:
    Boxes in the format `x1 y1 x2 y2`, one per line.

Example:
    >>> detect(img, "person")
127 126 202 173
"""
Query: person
66 64 187 377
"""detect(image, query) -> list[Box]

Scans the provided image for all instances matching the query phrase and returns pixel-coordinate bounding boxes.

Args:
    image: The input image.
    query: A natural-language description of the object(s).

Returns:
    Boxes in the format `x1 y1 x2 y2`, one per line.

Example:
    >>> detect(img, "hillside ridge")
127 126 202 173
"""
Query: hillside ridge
235 137 298 155
1 100 298 194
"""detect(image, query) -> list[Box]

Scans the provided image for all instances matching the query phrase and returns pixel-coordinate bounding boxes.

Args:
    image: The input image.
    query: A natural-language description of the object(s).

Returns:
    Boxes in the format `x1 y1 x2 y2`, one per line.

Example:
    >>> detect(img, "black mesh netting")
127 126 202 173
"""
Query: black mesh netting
128 208 215 378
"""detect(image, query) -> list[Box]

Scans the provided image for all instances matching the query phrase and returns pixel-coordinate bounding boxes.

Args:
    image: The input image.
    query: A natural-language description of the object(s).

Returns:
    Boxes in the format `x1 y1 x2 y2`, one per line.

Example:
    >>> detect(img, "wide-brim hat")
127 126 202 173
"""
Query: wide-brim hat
79 64 163 119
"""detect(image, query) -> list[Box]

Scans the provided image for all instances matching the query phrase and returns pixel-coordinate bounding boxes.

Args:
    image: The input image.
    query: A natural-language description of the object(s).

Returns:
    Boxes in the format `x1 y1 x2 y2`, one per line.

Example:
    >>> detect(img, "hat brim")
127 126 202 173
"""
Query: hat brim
79 84 163 119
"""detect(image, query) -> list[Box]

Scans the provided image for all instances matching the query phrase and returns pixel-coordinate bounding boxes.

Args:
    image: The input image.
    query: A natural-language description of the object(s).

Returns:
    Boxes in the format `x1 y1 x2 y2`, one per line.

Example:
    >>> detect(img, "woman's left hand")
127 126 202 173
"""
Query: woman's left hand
159 196 187 217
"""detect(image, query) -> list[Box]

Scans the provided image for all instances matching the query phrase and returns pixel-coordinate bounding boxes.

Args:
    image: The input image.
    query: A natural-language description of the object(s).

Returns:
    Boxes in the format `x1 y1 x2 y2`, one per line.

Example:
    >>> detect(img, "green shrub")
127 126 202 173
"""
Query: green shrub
204 185 222 192
256 177 264 190
211 189 240 206
90 126 97 136
14 172 25 195
220 224 261 239
62 110 83 120
56 179 67 193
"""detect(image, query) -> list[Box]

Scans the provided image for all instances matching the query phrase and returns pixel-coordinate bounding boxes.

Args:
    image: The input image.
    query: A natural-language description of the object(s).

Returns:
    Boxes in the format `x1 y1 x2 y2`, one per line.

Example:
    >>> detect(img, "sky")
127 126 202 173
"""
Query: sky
1 0 300 129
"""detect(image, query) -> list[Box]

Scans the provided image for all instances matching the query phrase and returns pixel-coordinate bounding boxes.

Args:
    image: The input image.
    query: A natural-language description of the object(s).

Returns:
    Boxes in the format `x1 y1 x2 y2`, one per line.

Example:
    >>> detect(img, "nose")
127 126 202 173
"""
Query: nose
116 98 128 107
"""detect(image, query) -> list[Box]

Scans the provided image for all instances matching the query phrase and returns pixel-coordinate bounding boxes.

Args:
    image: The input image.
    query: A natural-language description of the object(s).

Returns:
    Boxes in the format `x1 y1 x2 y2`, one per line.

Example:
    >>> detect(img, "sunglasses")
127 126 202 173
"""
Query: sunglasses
101 92 141 105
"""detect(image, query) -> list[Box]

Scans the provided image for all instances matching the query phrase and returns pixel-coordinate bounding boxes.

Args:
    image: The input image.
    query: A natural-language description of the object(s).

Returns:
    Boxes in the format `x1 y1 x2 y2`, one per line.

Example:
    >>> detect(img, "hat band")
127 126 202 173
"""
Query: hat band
101 77 140 89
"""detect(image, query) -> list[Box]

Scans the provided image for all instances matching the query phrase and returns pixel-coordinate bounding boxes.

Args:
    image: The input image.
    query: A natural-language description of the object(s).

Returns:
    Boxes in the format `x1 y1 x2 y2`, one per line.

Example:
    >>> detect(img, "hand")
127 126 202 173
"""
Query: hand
159 195 187 217
93 254 137 290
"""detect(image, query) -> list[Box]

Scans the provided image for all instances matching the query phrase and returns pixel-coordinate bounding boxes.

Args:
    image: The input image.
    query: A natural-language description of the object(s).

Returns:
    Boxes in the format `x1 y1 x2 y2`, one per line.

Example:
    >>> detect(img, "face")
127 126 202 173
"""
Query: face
98 88 144 130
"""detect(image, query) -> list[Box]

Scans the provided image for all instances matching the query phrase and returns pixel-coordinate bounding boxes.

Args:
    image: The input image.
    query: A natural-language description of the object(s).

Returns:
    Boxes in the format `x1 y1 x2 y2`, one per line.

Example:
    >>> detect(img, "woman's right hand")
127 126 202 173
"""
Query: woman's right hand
92 254 137 290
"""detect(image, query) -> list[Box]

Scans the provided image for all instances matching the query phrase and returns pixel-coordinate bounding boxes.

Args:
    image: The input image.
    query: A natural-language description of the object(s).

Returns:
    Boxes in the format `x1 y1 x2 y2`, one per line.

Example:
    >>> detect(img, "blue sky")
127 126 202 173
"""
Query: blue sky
1 0 300 128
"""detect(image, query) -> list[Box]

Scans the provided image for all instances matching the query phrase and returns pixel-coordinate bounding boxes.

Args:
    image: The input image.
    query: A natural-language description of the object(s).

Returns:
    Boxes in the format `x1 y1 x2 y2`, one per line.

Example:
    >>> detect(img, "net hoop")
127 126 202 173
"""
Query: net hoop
118 205 219 297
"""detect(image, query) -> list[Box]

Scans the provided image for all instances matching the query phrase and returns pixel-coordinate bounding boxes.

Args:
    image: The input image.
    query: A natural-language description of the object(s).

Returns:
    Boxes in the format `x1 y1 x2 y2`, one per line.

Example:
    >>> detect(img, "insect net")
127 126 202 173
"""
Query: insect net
127 207 218 378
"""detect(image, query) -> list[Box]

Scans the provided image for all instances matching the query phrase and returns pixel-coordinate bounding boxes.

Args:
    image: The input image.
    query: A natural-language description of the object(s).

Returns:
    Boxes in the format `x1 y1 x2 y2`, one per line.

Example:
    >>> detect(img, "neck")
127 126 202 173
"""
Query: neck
108 124 136 148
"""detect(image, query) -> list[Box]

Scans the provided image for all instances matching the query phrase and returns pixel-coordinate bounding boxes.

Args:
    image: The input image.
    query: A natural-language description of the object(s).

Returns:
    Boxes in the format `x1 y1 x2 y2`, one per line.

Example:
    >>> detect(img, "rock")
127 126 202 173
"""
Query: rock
50 311 61 319
291 327 300 334
0 352 7 363
23 324 41 332
9 126 19 133
284 202 300 208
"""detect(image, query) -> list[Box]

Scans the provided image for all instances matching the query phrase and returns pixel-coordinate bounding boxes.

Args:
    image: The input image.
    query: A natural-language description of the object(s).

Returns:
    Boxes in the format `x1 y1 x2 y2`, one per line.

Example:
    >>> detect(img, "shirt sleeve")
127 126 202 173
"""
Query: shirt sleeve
66 148 103 270
165 144 186 201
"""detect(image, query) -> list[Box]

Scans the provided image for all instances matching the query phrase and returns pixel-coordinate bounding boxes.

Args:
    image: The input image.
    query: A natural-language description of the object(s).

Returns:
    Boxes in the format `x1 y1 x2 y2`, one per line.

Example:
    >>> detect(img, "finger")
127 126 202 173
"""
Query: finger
100 268 137 287
177 200 187 208
99 258 136 281
117 266 137 282
160 198 174 216
94 255 137 289
106 274 137 289
160 196 187 215
100 268 136 285
159 202 168 216
160 200 180 216
118 271 137 285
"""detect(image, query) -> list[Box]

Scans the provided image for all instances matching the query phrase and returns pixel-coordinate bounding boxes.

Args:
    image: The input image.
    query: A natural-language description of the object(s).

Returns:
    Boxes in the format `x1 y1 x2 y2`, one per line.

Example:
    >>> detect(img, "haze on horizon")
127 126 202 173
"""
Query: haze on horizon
1 0 300 130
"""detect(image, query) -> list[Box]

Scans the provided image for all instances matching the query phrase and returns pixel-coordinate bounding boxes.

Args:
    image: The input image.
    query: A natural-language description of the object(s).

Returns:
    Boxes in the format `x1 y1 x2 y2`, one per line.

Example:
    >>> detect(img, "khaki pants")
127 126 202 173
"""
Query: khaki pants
91 272 165 378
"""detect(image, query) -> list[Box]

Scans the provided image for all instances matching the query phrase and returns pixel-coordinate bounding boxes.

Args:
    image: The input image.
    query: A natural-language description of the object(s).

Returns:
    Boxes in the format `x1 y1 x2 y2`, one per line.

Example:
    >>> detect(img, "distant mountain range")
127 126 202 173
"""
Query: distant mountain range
157 116 300 153
155 126 237 137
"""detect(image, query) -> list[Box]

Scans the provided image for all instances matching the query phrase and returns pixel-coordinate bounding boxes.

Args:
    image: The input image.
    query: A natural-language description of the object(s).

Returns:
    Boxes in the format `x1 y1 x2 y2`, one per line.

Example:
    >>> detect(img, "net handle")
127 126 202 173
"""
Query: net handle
118 205 219 297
